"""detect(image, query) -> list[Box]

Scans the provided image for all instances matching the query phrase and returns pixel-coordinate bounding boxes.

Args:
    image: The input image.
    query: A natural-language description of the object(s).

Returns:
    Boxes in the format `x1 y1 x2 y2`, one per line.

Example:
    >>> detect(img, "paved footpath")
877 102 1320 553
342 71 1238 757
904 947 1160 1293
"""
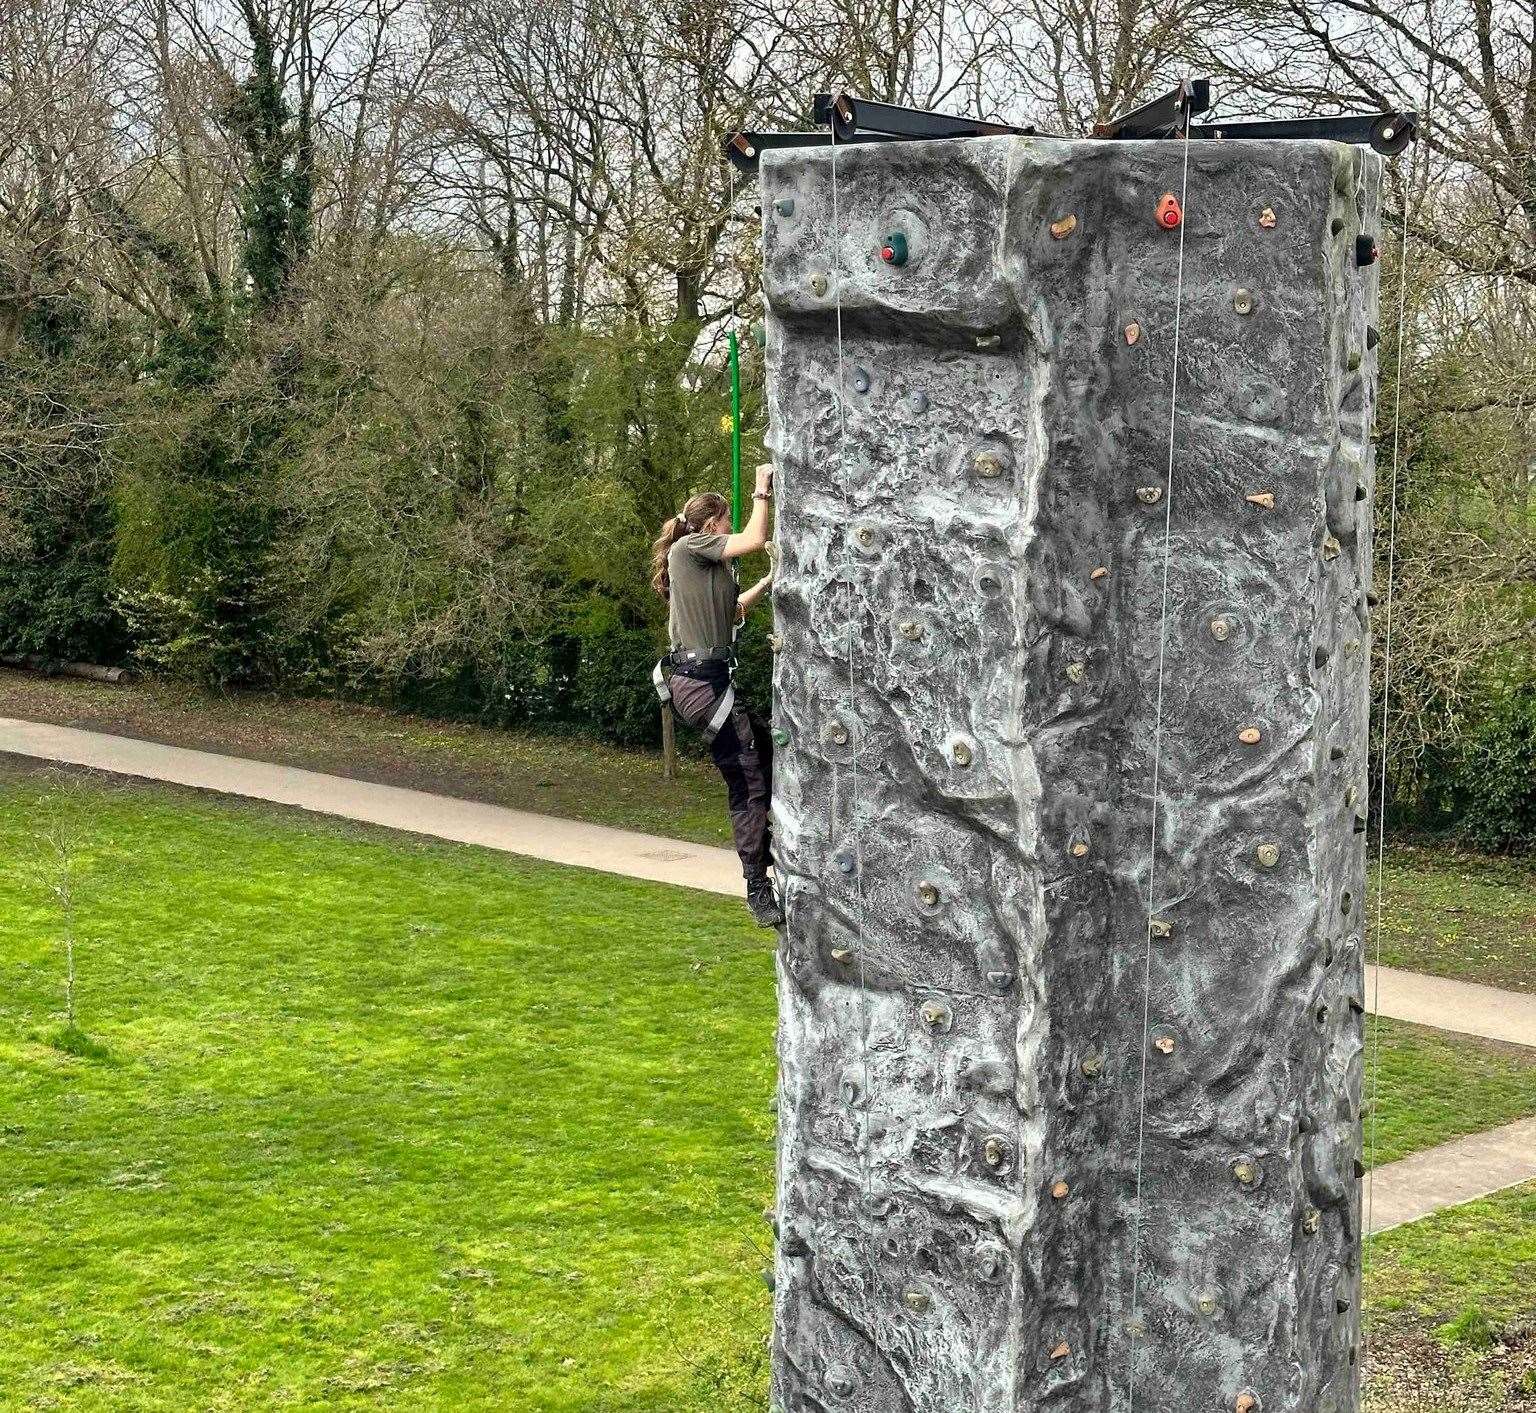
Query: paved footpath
1368 1117 1536 1234
4 714 1535 1231
5 715 1536 1054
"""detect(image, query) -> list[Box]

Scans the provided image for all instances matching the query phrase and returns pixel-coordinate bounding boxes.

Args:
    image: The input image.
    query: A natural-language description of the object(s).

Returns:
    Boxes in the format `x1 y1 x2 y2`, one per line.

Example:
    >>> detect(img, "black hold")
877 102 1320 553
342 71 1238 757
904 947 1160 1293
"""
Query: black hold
1367 589 1381 606
1354 815 1368 835
880 232 909 266
1331 216 1345 236
1353 1158 1366 1179
1330 745 1346 761
1356 483 1368 501
852 367 871 394
1348 995 1365 1015
1367 325 1381 349
1355 234 1380 266
762 1267 776 1291
1337 1297 1351 1314
1315 645 1331 668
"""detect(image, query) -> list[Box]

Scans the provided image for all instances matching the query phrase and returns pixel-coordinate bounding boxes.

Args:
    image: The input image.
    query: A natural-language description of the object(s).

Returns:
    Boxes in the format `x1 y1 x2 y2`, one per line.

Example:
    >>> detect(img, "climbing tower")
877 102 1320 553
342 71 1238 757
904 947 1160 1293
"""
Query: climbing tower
761 132 1382 1412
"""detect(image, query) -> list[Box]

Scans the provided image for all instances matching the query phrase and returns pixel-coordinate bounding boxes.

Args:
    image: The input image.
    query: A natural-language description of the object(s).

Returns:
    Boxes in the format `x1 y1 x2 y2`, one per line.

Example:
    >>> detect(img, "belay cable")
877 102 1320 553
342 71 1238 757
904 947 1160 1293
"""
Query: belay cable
1363 113 1421 1409
1124 115 1194 1413
827 103 888 1363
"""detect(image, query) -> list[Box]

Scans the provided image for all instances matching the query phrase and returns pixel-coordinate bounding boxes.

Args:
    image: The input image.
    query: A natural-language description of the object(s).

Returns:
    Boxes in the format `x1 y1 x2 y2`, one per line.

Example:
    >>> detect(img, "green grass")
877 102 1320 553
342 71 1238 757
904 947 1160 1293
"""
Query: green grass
1375 841 1536 994
6 671 1536 994
1 770 1534 1408
1368 1182 1536 1325
0 773 773 1410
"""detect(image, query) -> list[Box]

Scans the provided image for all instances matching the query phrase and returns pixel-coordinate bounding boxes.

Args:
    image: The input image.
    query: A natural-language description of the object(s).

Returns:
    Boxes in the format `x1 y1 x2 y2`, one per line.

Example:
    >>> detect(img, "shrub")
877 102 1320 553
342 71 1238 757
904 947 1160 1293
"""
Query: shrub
1449 686 1536 852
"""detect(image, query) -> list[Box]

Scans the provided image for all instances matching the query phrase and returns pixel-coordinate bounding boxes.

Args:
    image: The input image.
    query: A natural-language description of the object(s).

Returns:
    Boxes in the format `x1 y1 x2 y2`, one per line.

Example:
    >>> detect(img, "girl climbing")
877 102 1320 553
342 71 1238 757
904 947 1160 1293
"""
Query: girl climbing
650 463 780 926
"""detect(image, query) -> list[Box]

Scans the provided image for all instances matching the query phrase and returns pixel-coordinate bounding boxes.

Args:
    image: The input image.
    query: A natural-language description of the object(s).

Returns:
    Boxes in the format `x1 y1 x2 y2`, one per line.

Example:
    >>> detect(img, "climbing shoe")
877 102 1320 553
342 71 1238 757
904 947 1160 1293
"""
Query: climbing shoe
747 879 785 928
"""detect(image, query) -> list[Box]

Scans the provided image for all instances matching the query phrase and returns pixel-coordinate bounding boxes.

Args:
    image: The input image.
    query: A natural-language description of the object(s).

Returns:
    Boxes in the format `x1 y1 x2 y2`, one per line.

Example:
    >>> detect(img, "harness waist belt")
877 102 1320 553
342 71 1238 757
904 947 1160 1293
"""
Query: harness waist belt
652 650 737 744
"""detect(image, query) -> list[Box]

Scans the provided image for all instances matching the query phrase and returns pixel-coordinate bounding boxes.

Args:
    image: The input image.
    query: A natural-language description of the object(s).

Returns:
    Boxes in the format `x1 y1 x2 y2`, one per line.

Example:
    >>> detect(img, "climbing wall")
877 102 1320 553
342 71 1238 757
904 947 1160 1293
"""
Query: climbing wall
761 134 1382 1413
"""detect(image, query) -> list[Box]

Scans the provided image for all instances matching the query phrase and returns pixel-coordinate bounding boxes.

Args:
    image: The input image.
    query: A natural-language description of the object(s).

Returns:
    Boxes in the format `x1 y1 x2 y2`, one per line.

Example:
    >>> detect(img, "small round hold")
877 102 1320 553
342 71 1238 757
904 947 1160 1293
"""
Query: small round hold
768 632 783 652
1255 842 1281 868
855 525 876 548
1232 1158 1260 1187
1153 1034 1176 1056
833 848 856 875
1049 1340 1072 1361
919 999 953 1032
851 368 870 395
1090 566 1109 581
829 947 853 965
1238 726 1262 745
1233 288 1255 315
901 1286 931 1315
1051 1180 1070 1200
1235 1394 1262 1413
1149 918 1172 939
772 728 791 746
898 619 923 641
951 741 973 768
1198 1290 1219 1316
986 970 1014 992
1135 485 1163 505
1070 839 1089 858
1124 321 1141 346
917 881 940 909
810 272 829 297
825 1366 857 1397
1258 206 1277 229
1080 1051 1105 1077
975 1243 1007 1282
1050 214 1078 240
774 198 795 217
973 450 1005 478
910 390 929 415
1302 1208 1321 1234
1246 491 1275 509
1065 661 1086 684
1209 617 1232 642
982 1135 1010 1169
1322 535 1342 561
1155 192 1182 229
829 724 849 747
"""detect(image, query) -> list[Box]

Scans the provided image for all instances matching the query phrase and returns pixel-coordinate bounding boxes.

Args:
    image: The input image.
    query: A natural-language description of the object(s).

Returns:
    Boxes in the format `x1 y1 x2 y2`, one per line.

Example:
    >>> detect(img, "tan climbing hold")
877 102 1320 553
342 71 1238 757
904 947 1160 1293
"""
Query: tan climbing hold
1302 1208 1321 1234
1255 843 1281 868
1236 1396 1260 1413
1124 321 1141 345
1258 207 1277 229
1050 214 1078 240
1090 566 1109 581
1149 918 1172 939
1154 1035 1176 1055
1233 1159 1258 1186
1066 661 1087 684
1246 491 1275 509
1051 1180 1070 1199
952 741 974 767
830 948 853 964
1238 726 1263 745
1071 840 1089 858
1322 535 1342 561
1209 617 1232 642
1135 486 1163 505
810 272 829 296
917 881 940 908
1050 1341 1072 1361
983 1136 1008 1168
974 450 1004 478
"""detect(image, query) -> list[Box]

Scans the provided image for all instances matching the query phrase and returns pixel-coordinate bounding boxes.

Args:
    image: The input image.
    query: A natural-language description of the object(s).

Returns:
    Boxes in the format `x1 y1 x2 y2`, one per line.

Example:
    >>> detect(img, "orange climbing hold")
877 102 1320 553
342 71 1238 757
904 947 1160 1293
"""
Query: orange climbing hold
1155 192 1183 229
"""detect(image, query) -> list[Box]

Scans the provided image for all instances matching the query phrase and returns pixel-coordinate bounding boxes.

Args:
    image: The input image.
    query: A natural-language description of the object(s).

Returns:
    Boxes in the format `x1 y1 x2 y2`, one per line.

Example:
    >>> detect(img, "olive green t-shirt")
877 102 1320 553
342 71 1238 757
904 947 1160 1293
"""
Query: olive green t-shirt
668 533 737 653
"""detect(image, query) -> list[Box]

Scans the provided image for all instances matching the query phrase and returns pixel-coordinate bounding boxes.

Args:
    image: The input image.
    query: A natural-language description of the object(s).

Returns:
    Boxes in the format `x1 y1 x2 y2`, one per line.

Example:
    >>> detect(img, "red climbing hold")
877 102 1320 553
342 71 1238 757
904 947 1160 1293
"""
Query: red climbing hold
1155 192 1182 229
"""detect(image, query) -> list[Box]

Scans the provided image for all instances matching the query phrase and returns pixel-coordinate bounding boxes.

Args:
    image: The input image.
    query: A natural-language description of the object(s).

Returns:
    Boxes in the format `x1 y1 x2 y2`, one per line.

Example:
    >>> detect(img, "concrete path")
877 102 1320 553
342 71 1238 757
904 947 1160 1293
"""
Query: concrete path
0 716 742 898
1367 1117 1536 1235
3 716 1535 1052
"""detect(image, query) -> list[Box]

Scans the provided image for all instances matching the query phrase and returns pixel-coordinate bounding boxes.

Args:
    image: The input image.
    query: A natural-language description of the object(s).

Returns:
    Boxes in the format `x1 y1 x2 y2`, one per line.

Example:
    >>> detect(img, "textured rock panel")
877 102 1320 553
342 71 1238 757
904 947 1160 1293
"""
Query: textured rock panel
762 135 1381 1412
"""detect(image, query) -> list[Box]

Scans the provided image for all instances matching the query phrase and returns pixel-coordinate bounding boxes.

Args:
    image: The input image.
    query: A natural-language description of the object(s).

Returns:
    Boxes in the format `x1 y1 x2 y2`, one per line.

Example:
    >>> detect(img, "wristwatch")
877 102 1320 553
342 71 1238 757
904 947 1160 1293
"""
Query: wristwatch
752 490 773 500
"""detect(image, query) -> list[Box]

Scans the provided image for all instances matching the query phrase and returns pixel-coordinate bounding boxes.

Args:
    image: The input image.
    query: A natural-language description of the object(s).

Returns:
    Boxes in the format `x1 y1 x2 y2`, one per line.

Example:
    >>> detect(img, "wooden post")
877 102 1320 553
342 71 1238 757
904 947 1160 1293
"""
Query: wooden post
661 701 677 780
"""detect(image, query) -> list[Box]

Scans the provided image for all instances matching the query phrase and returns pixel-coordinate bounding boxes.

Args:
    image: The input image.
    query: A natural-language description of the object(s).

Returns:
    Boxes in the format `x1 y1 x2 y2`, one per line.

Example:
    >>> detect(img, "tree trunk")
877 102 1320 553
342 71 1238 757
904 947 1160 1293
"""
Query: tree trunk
762 136 1379 1411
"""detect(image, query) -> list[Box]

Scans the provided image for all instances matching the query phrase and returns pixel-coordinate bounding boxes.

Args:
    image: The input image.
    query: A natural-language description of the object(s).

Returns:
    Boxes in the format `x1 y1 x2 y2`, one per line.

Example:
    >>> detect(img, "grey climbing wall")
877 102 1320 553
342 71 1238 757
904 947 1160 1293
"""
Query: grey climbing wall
761 134 1381 1413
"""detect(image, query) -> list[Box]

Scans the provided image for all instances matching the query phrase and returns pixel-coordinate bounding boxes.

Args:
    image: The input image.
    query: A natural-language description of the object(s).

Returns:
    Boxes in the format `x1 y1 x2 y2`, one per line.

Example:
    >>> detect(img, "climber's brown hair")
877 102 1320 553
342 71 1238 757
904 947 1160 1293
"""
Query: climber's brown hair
650 491 729 598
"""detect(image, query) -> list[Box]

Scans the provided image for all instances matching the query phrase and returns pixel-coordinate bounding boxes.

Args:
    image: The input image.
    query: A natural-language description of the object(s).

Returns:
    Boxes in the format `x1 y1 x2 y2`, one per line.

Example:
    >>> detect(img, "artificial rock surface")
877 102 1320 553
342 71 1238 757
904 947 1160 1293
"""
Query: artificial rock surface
760 135 1382 1412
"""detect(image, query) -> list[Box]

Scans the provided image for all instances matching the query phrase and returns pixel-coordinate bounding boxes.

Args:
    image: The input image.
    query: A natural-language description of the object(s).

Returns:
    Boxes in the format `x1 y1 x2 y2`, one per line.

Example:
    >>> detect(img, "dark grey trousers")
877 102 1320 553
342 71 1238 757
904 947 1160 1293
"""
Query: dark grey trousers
670 673 774 883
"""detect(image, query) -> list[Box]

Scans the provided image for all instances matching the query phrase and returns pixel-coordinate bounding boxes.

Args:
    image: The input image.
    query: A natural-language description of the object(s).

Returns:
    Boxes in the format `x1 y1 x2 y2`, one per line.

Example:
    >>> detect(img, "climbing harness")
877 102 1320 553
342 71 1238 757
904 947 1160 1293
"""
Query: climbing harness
652 649 737 744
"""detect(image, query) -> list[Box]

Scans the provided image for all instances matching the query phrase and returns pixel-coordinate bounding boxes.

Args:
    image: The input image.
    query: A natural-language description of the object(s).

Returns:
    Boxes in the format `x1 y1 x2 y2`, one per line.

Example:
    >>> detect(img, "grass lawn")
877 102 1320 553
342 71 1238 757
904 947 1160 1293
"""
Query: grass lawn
4 671 1534 994
2 767 1535 1408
